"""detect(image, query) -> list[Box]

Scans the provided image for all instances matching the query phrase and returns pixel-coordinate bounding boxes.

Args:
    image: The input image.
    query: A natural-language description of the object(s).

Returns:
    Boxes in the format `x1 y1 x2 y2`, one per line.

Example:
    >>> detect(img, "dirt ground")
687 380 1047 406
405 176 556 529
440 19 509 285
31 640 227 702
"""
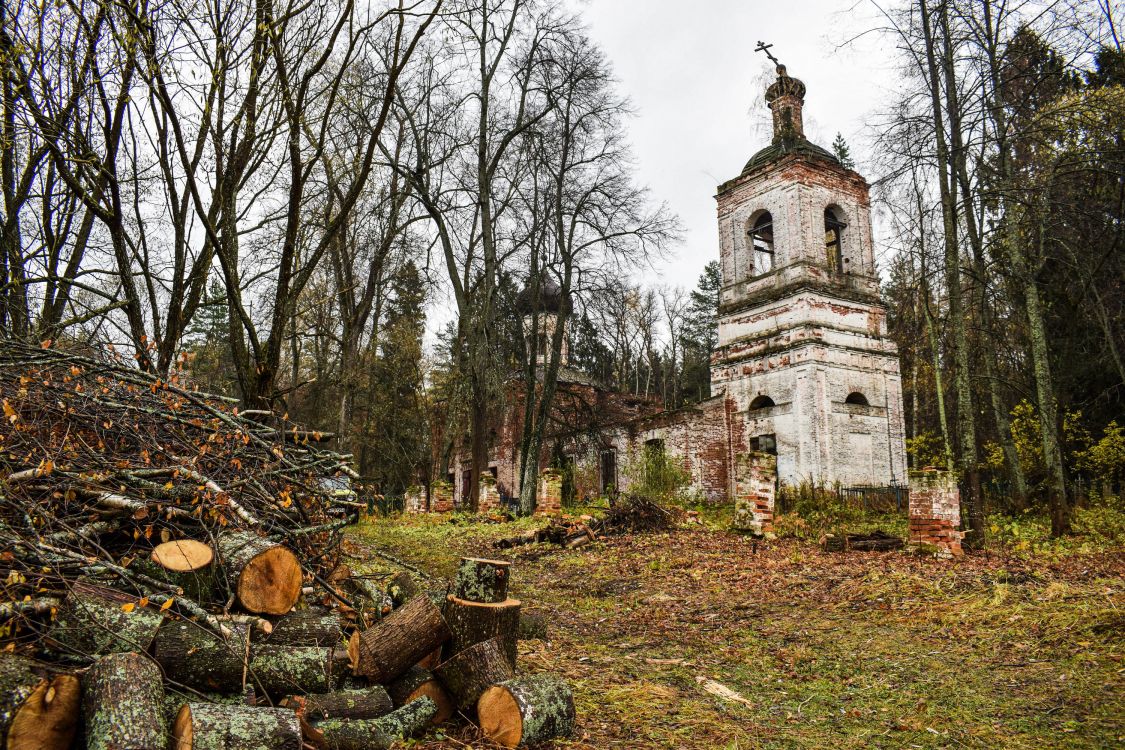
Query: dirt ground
346 513 1124 749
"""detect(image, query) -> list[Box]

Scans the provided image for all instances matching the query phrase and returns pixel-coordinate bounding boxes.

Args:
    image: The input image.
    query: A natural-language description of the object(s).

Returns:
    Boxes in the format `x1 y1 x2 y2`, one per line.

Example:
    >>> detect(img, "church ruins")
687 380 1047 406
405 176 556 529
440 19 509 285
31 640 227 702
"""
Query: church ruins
434 62 911 518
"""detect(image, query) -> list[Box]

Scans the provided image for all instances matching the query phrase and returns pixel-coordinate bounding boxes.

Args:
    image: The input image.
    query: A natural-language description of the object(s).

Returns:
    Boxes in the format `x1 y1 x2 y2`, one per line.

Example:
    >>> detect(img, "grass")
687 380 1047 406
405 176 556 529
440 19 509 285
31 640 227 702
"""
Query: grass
345 511 1124 749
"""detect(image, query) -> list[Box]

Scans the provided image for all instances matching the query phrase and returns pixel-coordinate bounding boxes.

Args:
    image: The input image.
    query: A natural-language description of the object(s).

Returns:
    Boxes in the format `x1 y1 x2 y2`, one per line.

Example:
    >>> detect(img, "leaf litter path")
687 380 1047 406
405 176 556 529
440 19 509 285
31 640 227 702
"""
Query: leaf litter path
346 516 1124 749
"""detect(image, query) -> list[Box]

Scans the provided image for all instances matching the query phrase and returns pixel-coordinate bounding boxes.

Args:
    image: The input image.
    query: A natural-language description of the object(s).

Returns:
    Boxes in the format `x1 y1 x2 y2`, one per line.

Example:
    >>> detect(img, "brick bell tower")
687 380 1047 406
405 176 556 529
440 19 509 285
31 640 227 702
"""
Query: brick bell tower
710 63 907 487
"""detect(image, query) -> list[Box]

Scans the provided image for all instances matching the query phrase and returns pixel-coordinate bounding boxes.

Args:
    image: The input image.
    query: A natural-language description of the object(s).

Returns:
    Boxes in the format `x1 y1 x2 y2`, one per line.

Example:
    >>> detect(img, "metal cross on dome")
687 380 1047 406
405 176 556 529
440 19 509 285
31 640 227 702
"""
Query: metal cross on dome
754 41 781 68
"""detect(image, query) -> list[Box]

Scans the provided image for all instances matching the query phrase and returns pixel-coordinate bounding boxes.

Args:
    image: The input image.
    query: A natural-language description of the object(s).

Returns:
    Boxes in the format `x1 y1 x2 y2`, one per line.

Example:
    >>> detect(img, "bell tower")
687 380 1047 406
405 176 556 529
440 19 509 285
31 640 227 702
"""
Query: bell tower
711 63 907 487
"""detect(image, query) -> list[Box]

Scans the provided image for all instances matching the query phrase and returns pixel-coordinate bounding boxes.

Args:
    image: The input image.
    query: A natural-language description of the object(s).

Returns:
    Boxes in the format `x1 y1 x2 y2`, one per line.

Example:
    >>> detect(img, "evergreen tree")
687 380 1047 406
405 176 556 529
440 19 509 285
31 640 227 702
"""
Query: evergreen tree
681 261 721 403
181 276 237 396
832 132 855 169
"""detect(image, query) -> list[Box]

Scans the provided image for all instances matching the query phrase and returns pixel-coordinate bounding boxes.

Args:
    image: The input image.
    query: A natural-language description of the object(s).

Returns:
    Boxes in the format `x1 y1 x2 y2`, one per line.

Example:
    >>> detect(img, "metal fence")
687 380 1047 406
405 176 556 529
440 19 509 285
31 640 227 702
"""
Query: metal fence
838 484 909 513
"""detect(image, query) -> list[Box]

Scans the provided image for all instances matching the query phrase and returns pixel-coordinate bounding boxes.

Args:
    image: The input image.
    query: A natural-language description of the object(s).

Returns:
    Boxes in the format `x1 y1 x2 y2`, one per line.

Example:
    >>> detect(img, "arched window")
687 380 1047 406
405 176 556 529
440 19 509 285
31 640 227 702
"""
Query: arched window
825 207 846 274
845 391 869 406
748 212 774 275
749 395 775 410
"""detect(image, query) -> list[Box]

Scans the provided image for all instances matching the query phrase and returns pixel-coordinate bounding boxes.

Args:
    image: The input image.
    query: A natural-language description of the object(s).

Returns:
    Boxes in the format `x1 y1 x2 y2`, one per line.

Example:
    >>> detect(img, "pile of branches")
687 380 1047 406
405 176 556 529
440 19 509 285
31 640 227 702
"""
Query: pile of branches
602 493 683 534
0 339 362 646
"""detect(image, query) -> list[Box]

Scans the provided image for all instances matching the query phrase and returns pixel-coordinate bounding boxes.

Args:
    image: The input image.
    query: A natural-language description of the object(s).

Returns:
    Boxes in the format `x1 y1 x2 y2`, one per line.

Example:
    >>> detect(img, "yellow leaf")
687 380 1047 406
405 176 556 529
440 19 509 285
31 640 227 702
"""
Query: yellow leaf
137 597 149 608
121 602 136 613
160 598 174 611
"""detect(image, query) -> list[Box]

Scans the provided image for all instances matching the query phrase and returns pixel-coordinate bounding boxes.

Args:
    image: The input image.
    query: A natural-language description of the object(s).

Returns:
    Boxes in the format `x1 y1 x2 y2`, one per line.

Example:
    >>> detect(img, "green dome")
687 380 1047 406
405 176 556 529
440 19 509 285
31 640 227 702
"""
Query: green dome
743 137 838 174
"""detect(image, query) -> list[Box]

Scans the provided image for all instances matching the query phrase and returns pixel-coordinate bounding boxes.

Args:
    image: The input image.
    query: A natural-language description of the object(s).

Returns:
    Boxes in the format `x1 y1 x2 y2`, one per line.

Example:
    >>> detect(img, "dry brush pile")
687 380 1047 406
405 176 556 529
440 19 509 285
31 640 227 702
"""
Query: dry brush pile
0 342 574 749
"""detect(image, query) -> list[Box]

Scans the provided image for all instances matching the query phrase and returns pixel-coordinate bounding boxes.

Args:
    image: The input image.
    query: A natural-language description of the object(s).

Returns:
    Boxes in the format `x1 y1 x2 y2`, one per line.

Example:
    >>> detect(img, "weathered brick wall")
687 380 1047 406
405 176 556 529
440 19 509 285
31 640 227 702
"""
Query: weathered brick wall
478 474 501 514
732 451 777 533
430 480 454 513
536 468 563 515
405 485 427 513
908 469 963 556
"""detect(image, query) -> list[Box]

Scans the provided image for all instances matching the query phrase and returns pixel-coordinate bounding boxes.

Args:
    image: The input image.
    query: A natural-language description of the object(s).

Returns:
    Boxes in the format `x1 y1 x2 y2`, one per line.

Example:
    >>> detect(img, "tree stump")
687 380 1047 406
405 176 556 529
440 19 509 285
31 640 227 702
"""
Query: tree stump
216 531 303 615
141 539 217 603
82 651 167 750
260 610 343 647
347 594 450 682
153 621 251 692
0 653 80 750
478 674 576 748
247 646 333 696
452 558 510 603
443 594 519 669
387 666 453 725
305 697 437 750
172 703 301 750
281 687 393 722
433 637 514 713
47 583 164 659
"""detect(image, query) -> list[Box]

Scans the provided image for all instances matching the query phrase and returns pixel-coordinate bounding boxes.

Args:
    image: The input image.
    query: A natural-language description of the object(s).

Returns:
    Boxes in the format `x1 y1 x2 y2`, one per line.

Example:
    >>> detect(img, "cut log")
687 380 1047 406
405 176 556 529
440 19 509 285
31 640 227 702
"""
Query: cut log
443 594 519 669
247 646 332 696
0 653 80 750
433 637 514 713
153 621 251 693
47 583 164 659
82 651 167 750
281 687 393 721
386 666 453 725
347 594 450 682
342 578 392 624
415 646 442 670
452 558 510 603
216 531 303 615
305 696 437 750
385 571 418 606
261 610 342 647
171 703 301 750
136 540 216 603
478 674 576 748
163 691 255 726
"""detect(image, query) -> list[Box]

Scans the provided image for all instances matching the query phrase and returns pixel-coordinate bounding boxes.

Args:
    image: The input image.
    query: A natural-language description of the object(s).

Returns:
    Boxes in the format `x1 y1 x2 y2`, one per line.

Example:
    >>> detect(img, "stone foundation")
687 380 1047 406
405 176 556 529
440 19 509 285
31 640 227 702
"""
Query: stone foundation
536 469 563 515
405 485 428 513
478 475 501 514
430 480 454 513
732 451 777 534
908 469 963 556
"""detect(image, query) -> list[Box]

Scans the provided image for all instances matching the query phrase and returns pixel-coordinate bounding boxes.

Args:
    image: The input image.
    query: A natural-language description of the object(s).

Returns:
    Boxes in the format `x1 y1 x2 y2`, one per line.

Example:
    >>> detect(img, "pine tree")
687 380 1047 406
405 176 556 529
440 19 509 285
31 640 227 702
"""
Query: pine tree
681 261 721 404
832 132 855 169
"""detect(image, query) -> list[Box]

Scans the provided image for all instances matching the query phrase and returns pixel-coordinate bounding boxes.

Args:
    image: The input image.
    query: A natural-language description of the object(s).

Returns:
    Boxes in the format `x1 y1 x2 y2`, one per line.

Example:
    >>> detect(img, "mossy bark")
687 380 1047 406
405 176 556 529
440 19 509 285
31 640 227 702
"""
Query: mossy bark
347 594 450 682
432 637 514 713
216 531 303 615
386 666 453 725
307 696 437 750
477 674 575 748
260 610 343 647
283 687 393 721
173 703 302 750
247 645 333 696
82 651 167 750
443 595 519 669
153 621 251 692
133 556 216 605
451 558 510 603
47 583 164 659
0 653 80 750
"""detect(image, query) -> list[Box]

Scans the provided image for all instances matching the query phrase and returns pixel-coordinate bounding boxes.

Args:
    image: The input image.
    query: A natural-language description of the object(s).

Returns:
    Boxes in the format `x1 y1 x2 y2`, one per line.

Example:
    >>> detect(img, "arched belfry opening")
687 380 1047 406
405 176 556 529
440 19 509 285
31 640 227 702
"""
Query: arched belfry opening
748 212 774 275
845 392 869 406
749 395 775 410
825 206 846 275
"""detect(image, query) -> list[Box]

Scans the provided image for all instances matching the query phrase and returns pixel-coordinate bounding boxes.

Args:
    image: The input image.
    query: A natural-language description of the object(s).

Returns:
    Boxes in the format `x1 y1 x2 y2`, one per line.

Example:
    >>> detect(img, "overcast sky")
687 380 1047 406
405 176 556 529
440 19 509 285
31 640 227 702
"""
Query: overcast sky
578 0 900 290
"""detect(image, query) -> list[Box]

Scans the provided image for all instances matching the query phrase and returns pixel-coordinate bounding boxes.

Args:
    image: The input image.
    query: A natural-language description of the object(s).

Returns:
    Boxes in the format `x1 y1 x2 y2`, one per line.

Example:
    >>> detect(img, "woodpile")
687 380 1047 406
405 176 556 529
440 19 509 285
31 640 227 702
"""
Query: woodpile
0 344 575 747
494 494 683 552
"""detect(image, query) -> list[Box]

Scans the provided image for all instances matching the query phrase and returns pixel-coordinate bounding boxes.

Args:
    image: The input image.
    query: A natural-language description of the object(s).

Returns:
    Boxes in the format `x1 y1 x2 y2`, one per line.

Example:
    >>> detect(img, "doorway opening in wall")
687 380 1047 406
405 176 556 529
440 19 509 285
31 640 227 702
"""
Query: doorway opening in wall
600 449 617 498
560 454 577 507
460 469 471 506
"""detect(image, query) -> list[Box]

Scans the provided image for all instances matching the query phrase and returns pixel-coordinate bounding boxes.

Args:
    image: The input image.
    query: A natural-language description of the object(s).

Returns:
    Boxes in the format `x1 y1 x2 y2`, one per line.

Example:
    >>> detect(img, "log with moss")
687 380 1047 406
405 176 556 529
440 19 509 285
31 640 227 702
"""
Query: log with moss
153 621 251 692
172 703 302 750
281 686 393 722
0 653 80 750
82 651 167 750
247 645 333 696
305 696 437 750
216 531 303 615
452 558 510 603
46 583 165 659
259 609 343 647
133 539 217 604
386 666 453 725
443 594 519 669
385 571 419 606
347 594 450 682
432 637 514 713
477 674 576 748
